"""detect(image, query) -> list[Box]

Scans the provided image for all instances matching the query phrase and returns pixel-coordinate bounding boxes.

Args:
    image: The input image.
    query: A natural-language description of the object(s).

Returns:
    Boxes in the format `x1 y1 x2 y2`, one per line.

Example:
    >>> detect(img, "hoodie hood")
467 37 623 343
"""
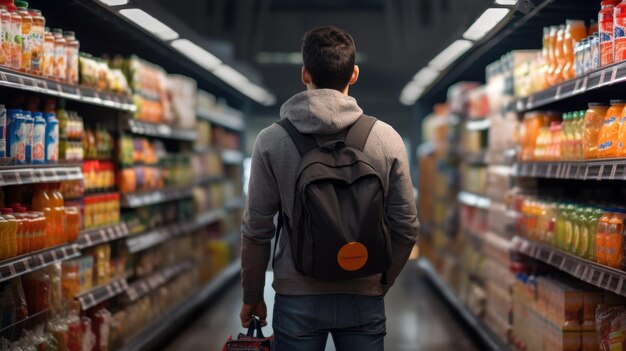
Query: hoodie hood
279 89 363 135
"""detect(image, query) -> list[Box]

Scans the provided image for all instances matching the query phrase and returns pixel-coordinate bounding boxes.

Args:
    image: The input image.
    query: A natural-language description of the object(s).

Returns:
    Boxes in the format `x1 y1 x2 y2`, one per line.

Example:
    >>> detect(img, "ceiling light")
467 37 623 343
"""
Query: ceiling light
212 65 249 86
412 66 440 86
98 0 128 5
399 81 425 106
495 0 517 5
119 8 179 41
171 39 222 71
428 39 473 71
463 8 511 41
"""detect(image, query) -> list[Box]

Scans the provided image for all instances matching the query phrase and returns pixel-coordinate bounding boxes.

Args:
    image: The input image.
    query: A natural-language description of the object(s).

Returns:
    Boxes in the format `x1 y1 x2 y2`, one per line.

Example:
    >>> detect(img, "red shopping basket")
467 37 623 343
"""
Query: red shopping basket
222 318 273 351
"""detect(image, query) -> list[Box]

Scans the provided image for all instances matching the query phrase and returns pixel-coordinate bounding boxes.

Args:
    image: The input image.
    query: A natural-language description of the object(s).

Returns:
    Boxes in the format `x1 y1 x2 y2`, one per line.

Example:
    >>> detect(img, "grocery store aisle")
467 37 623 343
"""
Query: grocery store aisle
166 262 481 351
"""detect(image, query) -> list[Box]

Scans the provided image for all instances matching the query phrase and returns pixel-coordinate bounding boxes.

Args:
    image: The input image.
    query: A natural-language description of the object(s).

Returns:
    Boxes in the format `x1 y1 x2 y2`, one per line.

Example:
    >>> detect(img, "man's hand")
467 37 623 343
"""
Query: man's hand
240 301 268 328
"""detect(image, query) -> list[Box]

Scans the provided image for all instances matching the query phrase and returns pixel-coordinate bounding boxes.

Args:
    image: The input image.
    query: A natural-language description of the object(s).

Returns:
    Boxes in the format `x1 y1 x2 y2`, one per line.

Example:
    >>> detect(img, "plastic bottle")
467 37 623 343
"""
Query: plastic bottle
564 204 576 251
22 110 32 164
50 183 64 244
52 28 66 81
44 112 58 163
553 25 566 84
0 6 10 67
598 100 626 158
584 103 610 159
600 0 619 67
15 207 32 253
597 210 613 265
575 110 585 159
27 8 43 75
0 208 17 258
589 208 605 261
14 1 30 73
562 112 572 159
547 26 559 86
64 31 78 85
8 4 20 70
42 27 53 78
605 209 626 269
563 20 587 80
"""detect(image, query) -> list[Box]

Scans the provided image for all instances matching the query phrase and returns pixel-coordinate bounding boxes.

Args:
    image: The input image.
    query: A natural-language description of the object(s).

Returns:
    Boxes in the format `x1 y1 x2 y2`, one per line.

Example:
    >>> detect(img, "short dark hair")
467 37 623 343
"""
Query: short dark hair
301 26 356 91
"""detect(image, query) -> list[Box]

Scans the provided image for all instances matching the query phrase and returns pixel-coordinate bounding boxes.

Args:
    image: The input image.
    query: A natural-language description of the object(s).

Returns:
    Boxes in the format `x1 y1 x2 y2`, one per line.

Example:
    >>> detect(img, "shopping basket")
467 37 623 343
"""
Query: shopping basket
222 318 273 351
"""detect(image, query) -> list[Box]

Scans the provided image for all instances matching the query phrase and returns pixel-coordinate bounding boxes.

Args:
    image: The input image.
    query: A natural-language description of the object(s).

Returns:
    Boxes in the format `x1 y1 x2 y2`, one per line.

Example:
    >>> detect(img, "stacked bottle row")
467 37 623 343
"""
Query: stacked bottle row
516 194 626 270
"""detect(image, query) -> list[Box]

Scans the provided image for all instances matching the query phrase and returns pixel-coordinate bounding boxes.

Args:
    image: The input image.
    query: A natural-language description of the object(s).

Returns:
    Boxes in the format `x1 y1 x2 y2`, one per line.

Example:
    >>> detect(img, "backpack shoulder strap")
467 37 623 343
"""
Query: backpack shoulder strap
345 115 377 151
275 118 318 157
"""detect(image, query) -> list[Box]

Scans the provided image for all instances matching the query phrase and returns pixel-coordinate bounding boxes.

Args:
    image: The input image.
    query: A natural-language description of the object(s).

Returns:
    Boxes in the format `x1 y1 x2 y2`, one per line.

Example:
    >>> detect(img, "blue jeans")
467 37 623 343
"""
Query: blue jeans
272 293 386 351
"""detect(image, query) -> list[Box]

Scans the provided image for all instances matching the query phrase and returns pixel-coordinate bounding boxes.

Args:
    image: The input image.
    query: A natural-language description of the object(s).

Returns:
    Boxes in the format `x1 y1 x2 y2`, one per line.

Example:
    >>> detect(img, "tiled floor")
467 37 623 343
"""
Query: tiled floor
166 262 480 351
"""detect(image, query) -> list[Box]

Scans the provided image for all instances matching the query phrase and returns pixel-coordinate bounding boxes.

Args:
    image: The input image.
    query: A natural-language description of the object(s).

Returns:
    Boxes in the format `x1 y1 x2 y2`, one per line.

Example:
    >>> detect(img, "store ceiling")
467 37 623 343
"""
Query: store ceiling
154 0 493 133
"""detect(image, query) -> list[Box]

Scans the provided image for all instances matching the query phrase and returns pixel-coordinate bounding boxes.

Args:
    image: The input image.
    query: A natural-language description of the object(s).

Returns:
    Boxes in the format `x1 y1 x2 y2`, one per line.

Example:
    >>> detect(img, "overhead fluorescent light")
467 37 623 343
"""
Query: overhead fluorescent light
428 39 473 71
212 65 249 86
399 81 425 106
495 0 517 5
412 66 440 86
119 8 179 41
98 0 128 5
171 39 222 71
463 8 511 41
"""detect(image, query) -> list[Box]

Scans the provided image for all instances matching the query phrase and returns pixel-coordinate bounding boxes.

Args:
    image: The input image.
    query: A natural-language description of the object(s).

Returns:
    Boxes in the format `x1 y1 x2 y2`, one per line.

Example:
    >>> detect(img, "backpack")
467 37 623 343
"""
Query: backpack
275 115 392 281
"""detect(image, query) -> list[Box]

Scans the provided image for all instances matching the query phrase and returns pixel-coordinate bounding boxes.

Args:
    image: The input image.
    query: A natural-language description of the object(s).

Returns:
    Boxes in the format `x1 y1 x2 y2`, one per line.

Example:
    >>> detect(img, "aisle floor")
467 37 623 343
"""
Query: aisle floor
166 262 481 351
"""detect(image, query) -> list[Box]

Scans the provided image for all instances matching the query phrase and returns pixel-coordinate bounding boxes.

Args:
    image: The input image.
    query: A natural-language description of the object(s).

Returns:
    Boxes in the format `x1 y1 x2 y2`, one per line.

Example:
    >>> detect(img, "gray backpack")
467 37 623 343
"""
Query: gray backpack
275 115 391 281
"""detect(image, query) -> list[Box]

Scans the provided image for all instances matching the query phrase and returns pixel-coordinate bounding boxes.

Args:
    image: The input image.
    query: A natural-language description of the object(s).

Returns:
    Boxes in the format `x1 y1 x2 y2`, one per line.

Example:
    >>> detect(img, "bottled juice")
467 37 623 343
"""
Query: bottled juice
597 210 613 265
15 207 31 253
598 100 626 158
553 25 566 84
547 26 559 86
580 207 594 258
14 1 30 73
605 210 626 268
564 204 576 251
64 31 78 85
562 112 572 159
616 1 626 63
50 183 65 244
0 208 17 258
542 27 550 87
617 104 626 157
27 9 44 75
0 6 9 67
589 208 605 261
571 207 586 254
30 211 44 251
42 28 53 78
600 0 618 67
574 110 585 159
64 207 79 242
8 6 21 70
52 29 66 81
584 103 610 159
563 20 587 80
556 203 567 250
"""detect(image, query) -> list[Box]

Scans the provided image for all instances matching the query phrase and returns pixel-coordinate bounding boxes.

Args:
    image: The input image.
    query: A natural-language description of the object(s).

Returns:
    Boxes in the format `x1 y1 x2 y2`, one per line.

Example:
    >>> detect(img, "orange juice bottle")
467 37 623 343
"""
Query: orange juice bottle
50 183 65 244
563 20 588 80
605 210 626 268
584 103 610 159
597 210 613 265
0 208 17 258
553 25 566 85
547 26 559 86
617 104 626 157
0 216 7 259
15 207 31 253
29 211 44 250
31 184 50 211
598 100 626 158
14 1 31 73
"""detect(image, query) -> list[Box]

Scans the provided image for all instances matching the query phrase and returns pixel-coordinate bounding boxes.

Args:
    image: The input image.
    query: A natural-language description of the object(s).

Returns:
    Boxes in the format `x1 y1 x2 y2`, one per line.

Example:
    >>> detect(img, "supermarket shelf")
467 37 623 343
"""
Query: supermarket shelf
458 191 491 209
128 119 197 141
120 259 241 351
0 244 80 283
466 118 490 131
125 259 196 302
0 164 83 187
197 108 245 132
0 67 135 111
121 187 194 208
463 152 488 167
418 258 510 351
193 174 226 186
225 196 245 210
76 277 129 311
514 160 626 180
126 208 226 253
77 223 130 250
221 150 244 165
512 236 626 297
516 60 626 113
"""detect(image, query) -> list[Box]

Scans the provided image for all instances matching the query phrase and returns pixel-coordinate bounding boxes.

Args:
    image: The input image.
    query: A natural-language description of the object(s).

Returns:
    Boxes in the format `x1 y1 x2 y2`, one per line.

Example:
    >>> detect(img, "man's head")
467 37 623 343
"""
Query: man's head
301 26 359 94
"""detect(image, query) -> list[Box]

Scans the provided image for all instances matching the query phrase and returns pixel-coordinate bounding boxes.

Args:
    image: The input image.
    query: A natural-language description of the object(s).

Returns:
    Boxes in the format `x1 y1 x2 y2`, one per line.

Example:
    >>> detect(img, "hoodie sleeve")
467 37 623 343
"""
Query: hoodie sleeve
241 128 281 305
379 123 420 287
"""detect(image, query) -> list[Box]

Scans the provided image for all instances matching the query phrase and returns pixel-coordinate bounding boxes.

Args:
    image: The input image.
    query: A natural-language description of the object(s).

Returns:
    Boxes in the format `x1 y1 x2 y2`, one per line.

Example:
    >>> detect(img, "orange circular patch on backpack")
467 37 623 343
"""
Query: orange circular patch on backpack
337 242 368 271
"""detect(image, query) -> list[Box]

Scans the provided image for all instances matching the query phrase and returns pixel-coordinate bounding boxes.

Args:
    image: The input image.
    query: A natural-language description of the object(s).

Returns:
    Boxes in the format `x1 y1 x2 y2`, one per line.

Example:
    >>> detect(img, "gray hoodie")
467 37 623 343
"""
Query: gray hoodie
241 89 419 304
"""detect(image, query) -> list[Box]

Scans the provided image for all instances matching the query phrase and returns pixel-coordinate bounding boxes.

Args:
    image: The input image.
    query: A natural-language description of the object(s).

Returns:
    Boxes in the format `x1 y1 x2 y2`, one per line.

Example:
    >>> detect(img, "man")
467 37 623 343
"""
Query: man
240 25 419 350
